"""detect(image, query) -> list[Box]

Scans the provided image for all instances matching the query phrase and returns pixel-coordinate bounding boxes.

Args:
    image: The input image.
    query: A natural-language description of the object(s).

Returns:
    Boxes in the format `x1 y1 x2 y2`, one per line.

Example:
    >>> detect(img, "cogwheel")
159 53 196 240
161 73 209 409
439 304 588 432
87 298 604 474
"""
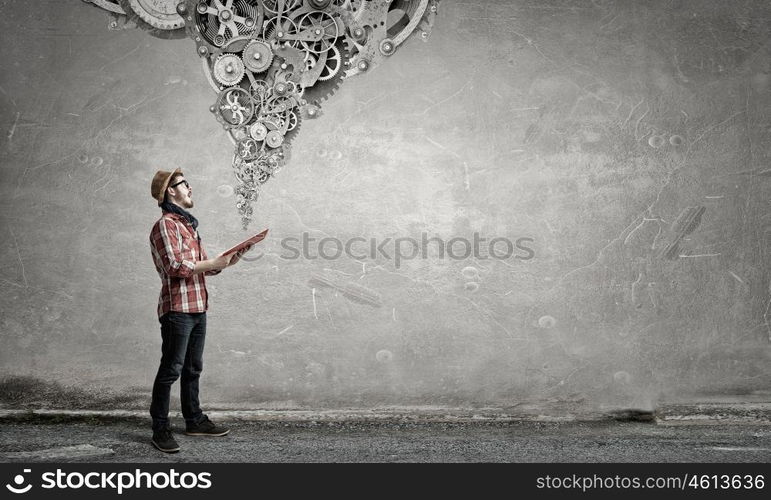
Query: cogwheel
117 0 186 39
317 45 342 81
301 38 349 106
249 121 268 141
265 130 285 149
195 0 264 47
242 40 274 73
213 87 255 128
125 0 184 29
286 111 298 132
237 137 261 160
263 16 300 48
213 53 246 86
283 112 302 146
297 11 341 55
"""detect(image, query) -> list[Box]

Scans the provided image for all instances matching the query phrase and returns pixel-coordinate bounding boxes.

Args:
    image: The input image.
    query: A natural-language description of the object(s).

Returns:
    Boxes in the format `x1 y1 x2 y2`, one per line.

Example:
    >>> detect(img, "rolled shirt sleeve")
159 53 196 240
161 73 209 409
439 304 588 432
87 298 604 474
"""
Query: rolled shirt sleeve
155 219 196 278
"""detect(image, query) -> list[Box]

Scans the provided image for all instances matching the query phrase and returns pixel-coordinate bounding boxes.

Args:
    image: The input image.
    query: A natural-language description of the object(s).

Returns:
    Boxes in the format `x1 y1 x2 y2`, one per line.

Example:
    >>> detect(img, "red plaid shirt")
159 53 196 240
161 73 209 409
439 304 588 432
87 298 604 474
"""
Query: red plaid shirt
149 211 220 317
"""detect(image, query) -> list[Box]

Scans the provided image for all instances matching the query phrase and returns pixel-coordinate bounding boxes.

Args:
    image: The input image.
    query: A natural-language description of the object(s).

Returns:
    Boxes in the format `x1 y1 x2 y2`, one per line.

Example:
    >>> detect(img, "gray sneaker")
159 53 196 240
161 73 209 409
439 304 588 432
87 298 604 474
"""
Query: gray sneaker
151 429 180 453
185 416 230 437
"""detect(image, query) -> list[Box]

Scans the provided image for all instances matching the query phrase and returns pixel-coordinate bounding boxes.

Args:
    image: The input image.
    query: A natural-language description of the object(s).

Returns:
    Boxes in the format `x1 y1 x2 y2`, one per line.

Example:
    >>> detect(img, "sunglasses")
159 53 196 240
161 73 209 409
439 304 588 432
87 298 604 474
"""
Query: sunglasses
170 179 190 189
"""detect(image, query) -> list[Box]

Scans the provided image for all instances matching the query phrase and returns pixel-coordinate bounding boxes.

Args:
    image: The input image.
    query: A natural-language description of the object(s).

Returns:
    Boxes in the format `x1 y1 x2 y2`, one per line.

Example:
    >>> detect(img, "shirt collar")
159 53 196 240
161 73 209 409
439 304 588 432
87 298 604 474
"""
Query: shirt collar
162 211 197 231
163 211 186 222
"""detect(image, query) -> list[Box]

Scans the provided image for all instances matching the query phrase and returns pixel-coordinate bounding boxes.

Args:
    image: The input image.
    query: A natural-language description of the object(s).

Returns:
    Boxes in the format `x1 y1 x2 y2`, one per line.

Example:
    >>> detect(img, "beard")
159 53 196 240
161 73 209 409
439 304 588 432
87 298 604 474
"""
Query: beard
180 195 194 209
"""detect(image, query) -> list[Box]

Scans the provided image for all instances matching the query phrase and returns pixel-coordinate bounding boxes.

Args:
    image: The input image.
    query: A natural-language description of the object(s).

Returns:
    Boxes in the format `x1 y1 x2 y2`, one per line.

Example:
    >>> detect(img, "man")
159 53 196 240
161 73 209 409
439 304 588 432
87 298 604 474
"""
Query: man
148 168 249 453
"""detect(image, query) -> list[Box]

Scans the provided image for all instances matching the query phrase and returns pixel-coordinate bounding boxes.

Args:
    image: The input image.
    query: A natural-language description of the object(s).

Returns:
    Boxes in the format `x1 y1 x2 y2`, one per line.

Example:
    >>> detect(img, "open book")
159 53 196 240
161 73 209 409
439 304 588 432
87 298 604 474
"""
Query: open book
222 229 269 256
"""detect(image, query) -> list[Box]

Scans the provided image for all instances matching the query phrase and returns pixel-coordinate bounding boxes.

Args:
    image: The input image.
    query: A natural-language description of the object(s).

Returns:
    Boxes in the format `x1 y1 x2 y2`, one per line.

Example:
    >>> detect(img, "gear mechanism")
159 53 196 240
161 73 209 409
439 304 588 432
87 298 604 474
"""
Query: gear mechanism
236 137 261 159
214 87 254 128
317 45 342 81
195 0 264 48
125 0 185 29
213 53 246 86
301 38 348 105
117 0 187 38
242 40 274 73
87 0 442 228
249 121 268 141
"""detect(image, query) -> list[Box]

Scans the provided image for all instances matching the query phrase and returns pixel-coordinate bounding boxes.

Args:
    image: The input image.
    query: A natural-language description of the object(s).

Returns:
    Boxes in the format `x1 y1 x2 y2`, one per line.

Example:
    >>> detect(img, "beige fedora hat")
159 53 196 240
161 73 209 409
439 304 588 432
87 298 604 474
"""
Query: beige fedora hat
150 168 183 206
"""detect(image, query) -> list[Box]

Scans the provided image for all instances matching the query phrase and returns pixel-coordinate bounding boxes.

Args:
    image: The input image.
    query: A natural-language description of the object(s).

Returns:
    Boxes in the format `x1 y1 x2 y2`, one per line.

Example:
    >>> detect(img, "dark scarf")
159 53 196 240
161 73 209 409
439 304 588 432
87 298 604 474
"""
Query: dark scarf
161 201 199 231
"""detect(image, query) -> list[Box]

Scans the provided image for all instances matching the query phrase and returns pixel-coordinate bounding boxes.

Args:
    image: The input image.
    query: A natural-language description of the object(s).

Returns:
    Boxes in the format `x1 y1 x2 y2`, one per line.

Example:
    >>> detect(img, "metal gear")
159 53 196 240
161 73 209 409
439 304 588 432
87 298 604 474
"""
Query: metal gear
263 17 300 48
283 112 302 146
317 44 342 81
213 53 246 86
124 0 185 29
286 111 298 132
242 40 274 73
265 130 284 149
301 38 349 105
213 87 254 128
194 0 264 47
237 137 261 160
249 122 268 141
117 0 187 38
296 11 342 54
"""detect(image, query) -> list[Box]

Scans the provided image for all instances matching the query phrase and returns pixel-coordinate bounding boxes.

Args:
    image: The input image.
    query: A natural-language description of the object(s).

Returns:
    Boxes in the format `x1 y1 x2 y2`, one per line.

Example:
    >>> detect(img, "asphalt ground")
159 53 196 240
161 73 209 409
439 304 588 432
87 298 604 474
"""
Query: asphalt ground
0 418 769 463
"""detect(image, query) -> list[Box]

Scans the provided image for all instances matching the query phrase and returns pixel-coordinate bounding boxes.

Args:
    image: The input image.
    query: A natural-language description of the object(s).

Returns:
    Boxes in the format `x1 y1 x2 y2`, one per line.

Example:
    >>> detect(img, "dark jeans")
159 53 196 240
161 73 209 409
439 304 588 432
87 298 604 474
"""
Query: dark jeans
150 311 207 431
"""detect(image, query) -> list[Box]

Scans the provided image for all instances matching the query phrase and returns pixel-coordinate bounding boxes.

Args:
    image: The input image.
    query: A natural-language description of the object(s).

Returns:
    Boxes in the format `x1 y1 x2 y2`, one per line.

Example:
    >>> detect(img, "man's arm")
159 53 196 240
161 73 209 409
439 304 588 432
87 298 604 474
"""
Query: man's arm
153 219 231 277
194 254 232 275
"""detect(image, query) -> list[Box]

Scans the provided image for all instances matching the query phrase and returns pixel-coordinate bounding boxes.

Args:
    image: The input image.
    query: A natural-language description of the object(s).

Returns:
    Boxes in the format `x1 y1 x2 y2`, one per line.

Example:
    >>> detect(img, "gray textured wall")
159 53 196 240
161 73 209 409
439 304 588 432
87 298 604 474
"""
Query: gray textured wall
1 0 769 410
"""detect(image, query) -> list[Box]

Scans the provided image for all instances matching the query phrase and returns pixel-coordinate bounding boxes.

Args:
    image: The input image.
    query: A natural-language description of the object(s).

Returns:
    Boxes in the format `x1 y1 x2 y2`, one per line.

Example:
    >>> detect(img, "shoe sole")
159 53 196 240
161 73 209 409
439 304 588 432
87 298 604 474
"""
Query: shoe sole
185 429 230 437
151 439 180 453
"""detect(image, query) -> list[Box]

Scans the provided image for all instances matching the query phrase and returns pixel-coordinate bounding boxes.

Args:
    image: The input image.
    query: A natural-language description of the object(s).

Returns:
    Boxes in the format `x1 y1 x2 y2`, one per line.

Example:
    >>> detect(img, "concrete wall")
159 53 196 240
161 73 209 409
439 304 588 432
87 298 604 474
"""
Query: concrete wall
1 0 769 409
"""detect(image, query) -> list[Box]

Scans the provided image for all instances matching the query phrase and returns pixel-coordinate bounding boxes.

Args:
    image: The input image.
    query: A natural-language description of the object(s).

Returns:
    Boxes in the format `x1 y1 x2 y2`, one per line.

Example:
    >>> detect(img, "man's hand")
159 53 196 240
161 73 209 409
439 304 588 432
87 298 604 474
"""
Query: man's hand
211 253 234 271
227 245 252 267
194 246 252 274
193 252 236 275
